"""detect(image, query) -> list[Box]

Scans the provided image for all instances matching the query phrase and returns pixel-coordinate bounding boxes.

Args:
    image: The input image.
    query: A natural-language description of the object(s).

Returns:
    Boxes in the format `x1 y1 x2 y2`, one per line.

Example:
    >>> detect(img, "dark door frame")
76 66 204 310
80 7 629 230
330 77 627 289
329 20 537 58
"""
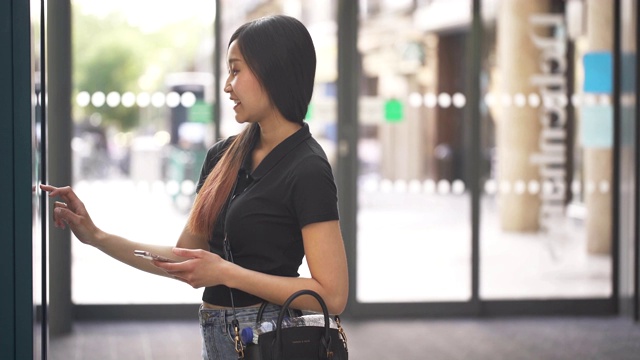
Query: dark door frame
0 0 37 358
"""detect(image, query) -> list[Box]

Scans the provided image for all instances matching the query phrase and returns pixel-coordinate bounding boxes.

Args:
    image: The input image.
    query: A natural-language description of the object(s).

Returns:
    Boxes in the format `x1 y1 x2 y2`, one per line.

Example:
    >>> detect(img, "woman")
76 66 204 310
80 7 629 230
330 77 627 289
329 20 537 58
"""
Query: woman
42 15 348 360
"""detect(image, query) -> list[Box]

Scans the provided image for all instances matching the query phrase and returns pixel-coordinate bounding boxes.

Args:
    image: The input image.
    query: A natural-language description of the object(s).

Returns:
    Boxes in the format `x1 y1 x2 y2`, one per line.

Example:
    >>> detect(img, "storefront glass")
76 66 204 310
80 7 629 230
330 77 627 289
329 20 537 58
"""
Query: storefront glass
70 0 215 304
69 0 625 306
70 0 338 304
479 0 612 299
356 0 472 302
355 0 617 303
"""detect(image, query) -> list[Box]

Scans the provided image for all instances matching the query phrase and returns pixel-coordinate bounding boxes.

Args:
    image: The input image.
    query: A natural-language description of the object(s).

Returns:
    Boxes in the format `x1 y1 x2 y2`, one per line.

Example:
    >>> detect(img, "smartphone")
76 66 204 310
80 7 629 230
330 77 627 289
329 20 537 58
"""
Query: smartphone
133 250 177 263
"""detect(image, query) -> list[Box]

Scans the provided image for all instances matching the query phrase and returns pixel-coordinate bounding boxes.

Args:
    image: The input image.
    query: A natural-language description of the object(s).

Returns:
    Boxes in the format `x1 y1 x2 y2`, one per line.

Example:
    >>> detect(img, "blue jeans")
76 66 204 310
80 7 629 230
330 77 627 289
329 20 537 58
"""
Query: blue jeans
199 303 295 360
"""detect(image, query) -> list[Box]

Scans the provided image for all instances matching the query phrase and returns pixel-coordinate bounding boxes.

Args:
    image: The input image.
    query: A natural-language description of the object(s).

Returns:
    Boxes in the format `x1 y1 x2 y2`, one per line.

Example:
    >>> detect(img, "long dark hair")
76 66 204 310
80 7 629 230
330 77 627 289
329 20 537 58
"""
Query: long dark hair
231 15 316 124
188 15 316 236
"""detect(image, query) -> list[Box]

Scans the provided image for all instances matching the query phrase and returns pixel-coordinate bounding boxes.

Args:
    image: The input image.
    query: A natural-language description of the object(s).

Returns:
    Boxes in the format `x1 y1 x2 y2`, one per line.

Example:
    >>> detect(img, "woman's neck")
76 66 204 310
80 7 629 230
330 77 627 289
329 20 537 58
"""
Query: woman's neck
256 116 301 152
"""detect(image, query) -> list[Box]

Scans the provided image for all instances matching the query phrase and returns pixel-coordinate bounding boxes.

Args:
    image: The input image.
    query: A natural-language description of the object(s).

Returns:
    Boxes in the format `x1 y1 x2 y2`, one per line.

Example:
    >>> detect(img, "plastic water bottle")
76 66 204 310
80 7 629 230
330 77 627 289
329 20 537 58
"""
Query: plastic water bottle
241 320 275 345
241 315 337 345
295 315 338 329
268 314 337 329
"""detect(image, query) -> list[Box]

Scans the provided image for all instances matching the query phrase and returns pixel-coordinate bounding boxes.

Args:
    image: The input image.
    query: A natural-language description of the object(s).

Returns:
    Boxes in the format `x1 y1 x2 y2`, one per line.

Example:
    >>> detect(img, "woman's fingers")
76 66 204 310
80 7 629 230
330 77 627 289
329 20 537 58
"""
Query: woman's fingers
40 184 63 197
40 184 101 245
152 259 202 287
172 247 204 258
42 184 90 230
54 205 83 229
53 201 68 228
40 184 55 191
153 261 187 282
152 250 224 289
41 185 82 209
41 184 87 216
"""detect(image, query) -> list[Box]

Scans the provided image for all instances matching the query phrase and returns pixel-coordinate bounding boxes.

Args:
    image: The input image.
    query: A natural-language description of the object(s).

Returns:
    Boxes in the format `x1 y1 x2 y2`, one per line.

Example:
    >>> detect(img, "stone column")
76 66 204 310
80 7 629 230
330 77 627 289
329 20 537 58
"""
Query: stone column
583 0 613 254
495 0 551 231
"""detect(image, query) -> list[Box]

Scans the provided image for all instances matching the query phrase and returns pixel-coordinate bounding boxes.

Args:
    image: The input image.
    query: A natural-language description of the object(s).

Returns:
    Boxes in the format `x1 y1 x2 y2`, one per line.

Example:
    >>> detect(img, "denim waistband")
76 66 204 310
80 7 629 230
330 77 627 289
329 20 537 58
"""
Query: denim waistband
198 303 295 326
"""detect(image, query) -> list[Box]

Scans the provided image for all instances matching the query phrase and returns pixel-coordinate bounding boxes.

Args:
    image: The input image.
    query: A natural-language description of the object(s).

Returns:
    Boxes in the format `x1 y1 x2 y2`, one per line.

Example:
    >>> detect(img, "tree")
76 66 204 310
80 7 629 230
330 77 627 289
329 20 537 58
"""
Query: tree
72 9 211 131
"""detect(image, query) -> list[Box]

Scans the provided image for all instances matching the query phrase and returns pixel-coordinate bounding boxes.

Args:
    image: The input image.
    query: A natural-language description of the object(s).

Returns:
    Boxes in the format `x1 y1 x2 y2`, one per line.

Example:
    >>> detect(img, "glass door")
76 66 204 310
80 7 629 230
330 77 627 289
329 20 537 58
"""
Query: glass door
479 0 612 300
68 0 339 305
351 0 619 315
69 0 216 304
356 0 472 304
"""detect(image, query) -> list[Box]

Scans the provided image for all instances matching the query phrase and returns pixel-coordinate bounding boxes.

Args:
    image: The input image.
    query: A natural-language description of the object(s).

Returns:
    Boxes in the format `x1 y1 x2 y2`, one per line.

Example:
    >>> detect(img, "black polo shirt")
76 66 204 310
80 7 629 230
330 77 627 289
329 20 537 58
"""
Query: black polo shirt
195 123 339 307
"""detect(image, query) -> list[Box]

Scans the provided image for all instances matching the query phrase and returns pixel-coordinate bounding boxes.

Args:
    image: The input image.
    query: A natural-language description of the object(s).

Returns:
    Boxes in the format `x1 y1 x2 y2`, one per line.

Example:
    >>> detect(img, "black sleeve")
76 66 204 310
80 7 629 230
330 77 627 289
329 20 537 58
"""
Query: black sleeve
290 154 340 228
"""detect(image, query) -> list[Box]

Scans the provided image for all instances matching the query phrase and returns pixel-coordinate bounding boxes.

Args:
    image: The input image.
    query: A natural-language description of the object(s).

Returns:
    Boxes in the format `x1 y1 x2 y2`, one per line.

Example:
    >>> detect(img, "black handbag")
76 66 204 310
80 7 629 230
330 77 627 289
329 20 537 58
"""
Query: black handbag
243 289 349 360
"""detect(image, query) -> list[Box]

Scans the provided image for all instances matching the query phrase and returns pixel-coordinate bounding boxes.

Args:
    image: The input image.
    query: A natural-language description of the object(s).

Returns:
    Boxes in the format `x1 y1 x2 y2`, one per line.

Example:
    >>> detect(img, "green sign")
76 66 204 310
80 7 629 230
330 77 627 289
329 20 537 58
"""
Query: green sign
305 103 313 121
384 99 403 123
189 100 213 123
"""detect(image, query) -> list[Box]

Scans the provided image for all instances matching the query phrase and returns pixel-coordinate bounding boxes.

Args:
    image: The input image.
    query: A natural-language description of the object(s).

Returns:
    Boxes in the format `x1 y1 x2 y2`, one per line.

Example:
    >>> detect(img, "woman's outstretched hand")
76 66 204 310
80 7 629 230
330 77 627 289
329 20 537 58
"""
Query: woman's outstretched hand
40 184 102 245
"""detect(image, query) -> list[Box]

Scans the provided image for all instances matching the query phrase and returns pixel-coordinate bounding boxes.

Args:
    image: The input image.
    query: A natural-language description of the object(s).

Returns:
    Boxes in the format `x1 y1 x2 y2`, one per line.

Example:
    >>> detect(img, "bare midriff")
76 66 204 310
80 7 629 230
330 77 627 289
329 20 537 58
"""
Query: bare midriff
202 301 262 310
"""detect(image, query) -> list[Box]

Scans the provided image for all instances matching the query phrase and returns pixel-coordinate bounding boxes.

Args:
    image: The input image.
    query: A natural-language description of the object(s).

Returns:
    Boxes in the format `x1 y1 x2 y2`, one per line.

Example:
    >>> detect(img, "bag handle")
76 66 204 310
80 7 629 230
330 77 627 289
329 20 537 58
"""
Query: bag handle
255 301 270 323
272 290 333 359
221 177 245 359
254 300 302 325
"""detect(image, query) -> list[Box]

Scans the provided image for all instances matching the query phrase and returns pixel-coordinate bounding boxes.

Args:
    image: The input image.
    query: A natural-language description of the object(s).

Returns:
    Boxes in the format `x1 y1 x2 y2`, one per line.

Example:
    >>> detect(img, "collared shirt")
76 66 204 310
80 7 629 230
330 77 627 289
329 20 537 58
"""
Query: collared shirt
196 123 339 307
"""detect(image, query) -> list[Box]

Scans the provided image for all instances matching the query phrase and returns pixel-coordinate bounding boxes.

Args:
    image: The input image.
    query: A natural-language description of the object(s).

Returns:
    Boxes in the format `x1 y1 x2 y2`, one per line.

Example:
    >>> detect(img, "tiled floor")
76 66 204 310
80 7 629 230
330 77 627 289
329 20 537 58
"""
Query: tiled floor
49 320 201 360
48 315 640 360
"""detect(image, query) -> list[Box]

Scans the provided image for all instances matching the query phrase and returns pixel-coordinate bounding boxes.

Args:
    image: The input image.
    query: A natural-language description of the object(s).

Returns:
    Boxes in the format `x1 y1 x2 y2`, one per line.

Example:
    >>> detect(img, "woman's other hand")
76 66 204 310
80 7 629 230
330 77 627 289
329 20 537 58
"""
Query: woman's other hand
152 248 228 289
40 184 103 245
